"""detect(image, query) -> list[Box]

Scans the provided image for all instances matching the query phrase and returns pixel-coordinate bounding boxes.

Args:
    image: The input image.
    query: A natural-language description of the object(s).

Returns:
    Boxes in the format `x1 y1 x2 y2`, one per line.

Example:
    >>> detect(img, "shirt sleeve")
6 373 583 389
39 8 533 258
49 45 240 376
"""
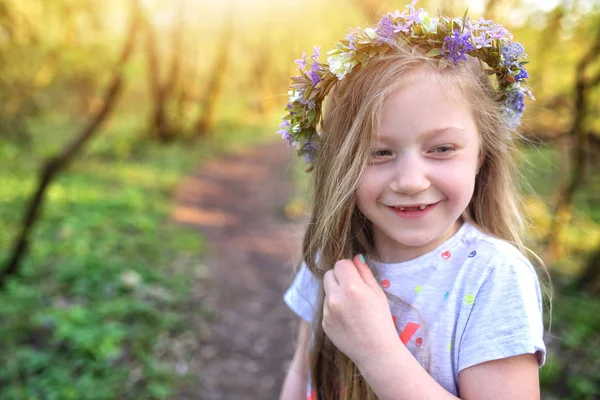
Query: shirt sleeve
458 257 547 372
283 260 321 323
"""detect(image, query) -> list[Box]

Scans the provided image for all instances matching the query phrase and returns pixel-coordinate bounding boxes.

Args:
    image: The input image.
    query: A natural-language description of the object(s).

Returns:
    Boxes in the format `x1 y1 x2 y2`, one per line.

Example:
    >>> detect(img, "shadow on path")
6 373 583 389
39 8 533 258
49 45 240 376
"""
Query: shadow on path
172 141 307 399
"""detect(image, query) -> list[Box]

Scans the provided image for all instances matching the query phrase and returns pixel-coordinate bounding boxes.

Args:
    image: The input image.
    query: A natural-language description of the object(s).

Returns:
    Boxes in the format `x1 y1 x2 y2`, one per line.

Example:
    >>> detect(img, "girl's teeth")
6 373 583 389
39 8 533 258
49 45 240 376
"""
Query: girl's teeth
395 205 428 211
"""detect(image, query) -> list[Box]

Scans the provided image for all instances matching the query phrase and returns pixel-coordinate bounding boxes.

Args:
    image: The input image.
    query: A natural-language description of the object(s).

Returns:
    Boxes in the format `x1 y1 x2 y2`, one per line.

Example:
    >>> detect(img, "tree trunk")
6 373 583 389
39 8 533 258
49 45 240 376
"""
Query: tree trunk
483 0 502 20
143 12 171 142
194 3 234 137
535 2 567 91
0 0 141 287
576 242 600 294
547 28 600 260
165 0 185 136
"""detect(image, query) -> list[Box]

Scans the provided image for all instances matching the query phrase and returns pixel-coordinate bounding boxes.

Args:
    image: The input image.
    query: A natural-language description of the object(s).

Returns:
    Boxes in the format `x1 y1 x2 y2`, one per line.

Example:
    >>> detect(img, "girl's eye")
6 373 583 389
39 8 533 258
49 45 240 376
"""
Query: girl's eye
429 145 456 155
372 149 393 158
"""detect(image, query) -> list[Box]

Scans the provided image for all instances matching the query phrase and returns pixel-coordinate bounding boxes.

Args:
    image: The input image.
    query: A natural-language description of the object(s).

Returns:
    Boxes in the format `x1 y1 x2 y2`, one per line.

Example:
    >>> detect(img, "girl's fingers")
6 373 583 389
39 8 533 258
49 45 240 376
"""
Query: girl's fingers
323 269 338 296
353 254 381 290
333 259 362 286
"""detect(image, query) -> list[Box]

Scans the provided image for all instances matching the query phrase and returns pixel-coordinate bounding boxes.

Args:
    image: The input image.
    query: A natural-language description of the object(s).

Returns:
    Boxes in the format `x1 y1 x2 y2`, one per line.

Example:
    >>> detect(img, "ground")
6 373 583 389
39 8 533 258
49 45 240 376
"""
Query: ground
173 141 306 399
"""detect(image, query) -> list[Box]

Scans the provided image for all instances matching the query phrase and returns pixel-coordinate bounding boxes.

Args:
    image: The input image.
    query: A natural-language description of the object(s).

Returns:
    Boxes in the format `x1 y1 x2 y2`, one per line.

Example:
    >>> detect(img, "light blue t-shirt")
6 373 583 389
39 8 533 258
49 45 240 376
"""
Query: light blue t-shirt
283 222 546 397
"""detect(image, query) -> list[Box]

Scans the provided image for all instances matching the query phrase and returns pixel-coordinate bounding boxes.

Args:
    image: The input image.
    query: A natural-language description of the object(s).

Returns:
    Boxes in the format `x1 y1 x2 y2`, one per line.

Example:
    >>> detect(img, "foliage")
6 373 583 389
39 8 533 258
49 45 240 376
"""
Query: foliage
540 290 600 399
0 108 274 398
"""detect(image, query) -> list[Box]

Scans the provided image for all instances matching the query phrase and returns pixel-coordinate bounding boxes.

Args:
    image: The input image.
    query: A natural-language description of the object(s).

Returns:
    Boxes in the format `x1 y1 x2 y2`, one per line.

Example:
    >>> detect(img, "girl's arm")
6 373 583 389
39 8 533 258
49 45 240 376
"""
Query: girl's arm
458 353 540 399
321 255 543 400
358 340 540 400
279 319 311 400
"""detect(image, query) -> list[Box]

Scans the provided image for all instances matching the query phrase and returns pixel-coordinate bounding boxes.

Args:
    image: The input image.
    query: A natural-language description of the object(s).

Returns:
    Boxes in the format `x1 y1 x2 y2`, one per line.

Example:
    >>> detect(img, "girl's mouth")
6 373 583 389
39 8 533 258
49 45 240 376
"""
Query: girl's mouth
387 202 438 219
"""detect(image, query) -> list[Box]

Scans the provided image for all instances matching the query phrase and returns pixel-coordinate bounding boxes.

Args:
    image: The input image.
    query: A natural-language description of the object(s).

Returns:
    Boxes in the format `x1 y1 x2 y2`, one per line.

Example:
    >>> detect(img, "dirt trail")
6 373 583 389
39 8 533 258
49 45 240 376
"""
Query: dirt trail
172 141 306 400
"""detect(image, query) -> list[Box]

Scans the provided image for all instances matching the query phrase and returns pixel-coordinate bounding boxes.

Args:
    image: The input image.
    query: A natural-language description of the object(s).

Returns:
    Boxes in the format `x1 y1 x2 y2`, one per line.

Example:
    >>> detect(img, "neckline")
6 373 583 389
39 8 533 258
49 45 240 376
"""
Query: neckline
368 222 474 272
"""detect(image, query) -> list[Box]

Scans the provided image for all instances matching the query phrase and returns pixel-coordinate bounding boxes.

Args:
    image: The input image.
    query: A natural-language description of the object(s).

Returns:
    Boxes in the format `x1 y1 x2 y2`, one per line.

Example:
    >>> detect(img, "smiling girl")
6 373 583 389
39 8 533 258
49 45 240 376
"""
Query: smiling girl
277 2 547 399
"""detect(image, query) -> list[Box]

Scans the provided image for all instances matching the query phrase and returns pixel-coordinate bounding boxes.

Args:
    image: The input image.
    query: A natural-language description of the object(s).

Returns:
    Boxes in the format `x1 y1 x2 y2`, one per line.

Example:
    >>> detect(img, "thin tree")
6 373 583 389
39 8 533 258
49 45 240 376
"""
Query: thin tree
165 0 185 136
0 0 142 287
534 1 568 94
142 0 186 142
483 0 502 20
547 26 600 260
194 2 234 137
576 241 600 293
143 9 171 142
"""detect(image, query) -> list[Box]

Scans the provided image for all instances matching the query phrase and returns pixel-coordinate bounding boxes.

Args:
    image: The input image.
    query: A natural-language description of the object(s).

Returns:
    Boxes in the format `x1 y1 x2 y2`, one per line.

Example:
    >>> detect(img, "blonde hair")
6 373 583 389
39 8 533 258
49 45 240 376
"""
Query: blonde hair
299 43 549 399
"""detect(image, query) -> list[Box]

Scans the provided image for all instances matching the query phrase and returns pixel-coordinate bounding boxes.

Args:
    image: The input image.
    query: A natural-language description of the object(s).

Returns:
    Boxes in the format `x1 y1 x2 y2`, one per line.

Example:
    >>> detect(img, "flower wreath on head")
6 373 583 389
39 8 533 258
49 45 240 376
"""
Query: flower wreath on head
277 0 533 170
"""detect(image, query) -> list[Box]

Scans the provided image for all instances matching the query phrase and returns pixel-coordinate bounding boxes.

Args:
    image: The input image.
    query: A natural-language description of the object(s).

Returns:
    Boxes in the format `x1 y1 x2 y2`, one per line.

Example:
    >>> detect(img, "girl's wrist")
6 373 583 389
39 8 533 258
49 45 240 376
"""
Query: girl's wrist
353 331 407 372
355 340 459 400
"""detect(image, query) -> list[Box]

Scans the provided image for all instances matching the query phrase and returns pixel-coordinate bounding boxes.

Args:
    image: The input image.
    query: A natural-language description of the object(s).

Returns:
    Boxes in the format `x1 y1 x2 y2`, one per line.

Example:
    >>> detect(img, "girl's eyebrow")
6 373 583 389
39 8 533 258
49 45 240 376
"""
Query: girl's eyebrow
421 126 466 139
375 126 466 142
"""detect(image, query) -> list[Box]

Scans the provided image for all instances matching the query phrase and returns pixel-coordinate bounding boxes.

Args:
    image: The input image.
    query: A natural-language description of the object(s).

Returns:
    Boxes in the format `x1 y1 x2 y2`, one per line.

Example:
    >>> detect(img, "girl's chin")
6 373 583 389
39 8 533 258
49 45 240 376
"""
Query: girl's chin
387 232 448 251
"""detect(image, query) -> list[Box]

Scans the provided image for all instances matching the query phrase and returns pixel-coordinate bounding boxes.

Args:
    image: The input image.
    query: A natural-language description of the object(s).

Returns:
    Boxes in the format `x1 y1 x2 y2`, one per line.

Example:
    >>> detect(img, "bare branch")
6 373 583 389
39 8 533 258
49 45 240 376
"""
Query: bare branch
0 0 141 286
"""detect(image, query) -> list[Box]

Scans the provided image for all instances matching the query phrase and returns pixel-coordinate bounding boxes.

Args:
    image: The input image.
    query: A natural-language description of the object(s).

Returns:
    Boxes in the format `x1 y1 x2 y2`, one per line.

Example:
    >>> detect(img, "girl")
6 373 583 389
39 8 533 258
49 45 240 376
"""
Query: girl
277 2 547 399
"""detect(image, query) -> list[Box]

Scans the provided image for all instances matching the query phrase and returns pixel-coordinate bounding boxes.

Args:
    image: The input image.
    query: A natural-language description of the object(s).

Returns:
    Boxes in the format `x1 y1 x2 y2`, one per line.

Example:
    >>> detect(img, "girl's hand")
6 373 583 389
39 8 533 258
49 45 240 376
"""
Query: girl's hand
322 254 399 366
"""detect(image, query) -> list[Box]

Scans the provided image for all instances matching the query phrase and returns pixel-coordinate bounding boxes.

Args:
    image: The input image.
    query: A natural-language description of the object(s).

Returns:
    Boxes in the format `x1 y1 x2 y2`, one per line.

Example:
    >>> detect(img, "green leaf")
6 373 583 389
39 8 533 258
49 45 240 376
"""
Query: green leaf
438 58 450 70
425 48 443 57
461 7 469 33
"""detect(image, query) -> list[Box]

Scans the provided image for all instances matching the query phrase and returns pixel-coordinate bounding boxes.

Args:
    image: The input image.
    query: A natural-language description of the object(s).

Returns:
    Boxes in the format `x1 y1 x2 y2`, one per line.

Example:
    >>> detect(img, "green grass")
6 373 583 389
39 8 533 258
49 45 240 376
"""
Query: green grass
0 108 278 399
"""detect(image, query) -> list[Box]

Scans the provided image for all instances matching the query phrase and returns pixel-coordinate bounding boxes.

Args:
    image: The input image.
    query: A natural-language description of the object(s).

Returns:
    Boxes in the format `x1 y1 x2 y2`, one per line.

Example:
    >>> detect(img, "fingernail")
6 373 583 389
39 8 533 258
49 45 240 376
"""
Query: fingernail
359 254 366 263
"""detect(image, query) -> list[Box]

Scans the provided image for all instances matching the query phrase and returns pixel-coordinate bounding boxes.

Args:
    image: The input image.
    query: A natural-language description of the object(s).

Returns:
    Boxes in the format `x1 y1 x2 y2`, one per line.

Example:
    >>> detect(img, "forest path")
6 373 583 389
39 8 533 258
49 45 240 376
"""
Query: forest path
172 141 306 400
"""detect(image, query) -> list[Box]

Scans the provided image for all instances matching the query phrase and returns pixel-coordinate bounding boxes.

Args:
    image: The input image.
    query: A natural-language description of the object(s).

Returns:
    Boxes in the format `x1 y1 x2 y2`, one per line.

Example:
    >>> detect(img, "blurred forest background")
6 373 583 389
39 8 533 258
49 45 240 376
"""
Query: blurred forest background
0 0 599 399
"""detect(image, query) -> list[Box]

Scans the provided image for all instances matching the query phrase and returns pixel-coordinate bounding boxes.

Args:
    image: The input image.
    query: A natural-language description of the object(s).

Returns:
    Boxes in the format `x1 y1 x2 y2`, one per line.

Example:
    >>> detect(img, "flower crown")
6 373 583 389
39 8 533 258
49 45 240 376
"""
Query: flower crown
277 0 533 168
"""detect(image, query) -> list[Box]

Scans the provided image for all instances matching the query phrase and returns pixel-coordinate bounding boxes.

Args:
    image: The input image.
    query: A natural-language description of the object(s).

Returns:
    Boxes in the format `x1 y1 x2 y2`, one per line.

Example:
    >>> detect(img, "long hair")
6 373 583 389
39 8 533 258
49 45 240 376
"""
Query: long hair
301 43 543 399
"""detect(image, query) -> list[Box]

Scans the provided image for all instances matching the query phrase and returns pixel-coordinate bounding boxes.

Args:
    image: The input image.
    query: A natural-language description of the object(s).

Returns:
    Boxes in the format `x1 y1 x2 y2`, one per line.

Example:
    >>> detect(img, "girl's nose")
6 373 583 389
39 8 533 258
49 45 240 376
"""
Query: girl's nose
388 156 430 195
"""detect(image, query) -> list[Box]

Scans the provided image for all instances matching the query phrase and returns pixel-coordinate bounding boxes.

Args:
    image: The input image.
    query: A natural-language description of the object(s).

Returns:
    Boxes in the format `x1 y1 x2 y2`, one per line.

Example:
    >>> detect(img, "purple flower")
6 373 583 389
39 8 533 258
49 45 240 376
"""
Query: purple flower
404 8 424 25
403 0 423 25
473 33 493 49
515 67 528 82
470 17 494 30
298 97 316 110
277 120 293 145
390 9 407 19
504 89 525 128
392 0 422 27
308 70 321 86
504 89 525 118
500 42 525 68
295 52 307 70
464 15 473 32
376 14 396 40
394 21 410 33
311 46 321 60
442 29 475 65
345 33 356 50
301 141 318 162
282 131 293 144
487 24 512 40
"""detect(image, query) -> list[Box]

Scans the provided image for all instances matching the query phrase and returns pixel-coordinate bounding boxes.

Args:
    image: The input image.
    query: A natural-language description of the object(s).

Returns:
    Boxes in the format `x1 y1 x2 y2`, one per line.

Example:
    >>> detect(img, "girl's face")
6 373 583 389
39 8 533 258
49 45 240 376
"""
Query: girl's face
356 72 481 263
